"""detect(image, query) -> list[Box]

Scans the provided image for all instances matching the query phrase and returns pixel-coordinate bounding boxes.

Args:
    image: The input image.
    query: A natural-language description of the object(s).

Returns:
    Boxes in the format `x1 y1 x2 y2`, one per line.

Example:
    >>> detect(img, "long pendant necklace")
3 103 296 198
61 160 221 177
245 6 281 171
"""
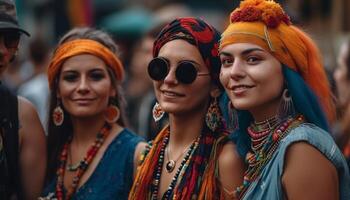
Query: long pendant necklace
55 122 112 200
151 130 201 200
165 140 196 173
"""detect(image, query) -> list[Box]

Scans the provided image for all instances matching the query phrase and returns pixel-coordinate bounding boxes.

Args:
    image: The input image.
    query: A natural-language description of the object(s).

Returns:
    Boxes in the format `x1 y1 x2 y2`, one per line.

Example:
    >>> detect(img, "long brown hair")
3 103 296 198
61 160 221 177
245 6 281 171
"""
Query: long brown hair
45 27 128 183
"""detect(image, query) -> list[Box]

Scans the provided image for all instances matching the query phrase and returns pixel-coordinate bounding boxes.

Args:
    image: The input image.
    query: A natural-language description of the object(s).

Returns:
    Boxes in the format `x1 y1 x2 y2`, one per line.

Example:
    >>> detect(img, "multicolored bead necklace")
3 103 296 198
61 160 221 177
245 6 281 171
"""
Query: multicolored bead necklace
55 122 112 200
151 129 201 200
234 115 305 199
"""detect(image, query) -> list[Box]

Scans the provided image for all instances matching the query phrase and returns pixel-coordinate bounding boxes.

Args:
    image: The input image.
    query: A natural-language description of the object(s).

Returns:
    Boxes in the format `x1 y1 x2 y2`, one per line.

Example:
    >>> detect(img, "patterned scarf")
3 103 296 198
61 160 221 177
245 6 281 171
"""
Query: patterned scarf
153 17 222 88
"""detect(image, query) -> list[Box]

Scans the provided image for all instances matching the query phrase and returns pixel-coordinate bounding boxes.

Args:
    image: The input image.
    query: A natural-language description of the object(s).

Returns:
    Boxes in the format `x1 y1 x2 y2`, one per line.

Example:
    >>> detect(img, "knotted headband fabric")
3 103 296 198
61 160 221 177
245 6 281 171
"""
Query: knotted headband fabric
48 39 124 89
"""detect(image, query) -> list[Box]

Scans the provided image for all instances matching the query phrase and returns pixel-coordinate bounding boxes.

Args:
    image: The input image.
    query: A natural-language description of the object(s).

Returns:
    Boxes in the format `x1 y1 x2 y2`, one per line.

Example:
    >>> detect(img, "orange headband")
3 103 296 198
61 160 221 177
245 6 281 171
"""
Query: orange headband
47 39 124 89
220 22 308 76
220 0 335 122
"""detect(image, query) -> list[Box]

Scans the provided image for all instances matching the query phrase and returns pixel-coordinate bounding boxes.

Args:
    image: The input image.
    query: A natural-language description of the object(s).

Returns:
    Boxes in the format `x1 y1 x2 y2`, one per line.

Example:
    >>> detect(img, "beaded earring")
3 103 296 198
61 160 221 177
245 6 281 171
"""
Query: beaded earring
53 100 64 126
205 97 223 132
278 89 295 120
152 102 165 122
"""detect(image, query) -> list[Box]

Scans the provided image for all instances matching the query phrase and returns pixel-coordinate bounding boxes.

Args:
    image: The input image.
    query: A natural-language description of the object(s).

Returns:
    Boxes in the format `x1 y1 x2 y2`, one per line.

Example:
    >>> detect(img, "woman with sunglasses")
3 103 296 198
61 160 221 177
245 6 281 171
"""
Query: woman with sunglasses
219 0 350 199
40 27 145 200
129 17 245 200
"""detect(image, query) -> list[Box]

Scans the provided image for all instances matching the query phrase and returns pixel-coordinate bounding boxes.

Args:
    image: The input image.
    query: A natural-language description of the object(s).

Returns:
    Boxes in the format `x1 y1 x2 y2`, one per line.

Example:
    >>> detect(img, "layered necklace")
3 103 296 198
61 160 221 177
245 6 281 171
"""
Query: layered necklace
234 115 305 199
165 140 195 173
55 122 112 200
151 129 201 200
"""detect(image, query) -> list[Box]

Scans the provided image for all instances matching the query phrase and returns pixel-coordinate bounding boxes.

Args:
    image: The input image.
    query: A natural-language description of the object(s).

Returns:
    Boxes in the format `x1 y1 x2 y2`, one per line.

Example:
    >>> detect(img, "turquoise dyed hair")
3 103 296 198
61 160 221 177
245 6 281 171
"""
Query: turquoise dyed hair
228 65 331 158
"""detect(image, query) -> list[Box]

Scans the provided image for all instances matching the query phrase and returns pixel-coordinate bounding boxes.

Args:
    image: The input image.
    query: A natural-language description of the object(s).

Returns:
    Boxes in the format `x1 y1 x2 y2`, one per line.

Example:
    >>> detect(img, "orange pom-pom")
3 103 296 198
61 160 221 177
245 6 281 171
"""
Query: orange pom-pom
230 0 291 28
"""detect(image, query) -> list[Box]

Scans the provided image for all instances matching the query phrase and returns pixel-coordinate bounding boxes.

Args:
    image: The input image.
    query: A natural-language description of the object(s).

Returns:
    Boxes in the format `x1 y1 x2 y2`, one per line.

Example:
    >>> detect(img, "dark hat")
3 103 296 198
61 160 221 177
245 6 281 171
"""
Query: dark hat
0 0 29 36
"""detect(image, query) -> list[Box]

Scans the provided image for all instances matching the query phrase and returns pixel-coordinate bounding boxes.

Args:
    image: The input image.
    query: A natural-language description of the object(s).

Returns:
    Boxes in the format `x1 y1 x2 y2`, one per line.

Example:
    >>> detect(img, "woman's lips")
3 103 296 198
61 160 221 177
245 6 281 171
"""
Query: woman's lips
230 84 255 96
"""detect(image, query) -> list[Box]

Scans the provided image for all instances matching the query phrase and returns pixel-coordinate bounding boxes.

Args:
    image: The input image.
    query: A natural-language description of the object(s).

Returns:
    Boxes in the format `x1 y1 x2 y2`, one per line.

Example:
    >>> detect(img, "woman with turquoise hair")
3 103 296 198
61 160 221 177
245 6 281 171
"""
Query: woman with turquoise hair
219 0 350 199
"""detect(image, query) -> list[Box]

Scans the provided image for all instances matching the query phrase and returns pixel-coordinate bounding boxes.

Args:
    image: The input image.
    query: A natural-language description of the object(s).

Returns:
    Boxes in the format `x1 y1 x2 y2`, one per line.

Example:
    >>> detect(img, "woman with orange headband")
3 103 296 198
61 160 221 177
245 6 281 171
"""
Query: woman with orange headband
219 0 350 199
40 28 145 200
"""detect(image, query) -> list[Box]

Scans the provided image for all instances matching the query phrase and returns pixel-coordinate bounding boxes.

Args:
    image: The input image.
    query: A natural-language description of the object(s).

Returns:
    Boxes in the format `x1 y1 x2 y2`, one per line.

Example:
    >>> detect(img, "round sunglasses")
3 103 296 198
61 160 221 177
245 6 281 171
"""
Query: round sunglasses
148 57 210 84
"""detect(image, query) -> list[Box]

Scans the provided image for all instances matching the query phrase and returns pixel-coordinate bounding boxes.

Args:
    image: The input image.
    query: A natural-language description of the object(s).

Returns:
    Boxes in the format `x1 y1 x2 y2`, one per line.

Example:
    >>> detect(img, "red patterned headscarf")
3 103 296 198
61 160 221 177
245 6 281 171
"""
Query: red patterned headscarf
153 17 222 87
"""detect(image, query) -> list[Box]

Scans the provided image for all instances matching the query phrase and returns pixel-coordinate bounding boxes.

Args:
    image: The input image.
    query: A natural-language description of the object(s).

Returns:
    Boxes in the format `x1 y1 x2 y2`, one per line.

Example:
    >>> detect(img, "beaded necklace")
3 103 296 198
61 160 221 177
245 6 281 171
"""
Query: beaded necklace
55 122 112 200
234 115 304 199
151 129 201 200
66 145 81 172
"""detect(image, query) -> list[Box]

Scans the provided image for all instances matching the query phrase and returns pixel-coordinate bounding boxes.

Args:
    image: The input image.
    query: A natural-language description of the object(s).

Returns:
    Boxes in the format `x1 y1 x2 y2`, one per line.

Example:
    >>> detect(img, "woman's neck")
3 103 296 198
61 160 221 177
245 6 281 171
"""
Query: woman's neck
249 96 281 122
70 116 106 145
168 109 206 147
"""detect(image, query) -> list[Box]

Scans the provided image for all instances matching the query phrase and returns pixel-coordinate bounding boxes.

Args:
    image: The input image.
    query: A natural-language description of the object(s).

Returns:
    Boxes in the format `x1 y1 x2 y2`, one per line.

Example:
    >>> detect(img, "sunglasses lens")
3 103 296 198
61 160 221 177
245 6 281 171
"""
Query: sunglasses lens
176 62 197 84
148 58 168 81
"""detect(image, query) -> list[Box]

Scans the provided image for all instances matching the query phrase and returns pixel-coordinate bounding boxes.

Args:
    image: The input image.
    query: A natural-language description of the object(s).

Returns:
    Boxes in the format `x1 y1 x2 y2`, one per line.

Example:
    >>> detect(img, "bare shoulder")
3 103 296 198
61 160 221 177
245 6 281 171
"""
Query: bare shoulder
134 141 148 162
17 97 46 199
18 96 39 120
218 141 245 195
219 142 243 169
133 141 148 177
17 96 45 143
283 142 339 200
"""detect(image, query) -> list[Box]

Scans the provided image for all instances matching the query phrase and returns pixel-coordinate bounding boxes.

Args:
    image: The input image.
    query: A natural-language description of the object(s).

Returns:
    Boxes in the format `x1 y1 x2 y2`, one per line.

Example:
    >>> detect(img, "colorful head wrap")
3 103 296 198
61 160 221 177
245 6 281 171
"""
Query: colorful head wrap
47 39 124 89
153 17 222 87
220 0 335 122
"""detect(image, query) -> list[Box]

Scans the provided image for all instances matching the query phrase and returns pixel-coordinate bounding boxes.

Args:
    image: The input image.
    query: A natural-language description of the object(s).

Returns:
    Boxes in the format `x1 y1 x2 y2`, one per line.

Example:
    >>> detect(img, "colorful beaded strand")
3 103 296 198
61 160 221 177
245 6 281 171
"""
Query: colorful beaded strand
55 122 112 200
234 115 304 199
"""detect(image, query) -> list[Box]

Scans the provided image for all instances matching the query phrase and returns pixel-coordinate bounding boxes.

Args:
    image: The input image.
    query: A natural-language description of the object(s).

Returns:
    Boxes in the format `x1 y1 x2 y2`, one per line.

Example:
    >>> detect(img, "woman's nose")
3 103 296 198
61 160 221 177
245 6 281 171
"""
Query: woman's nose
163 66 178 85
229 60 246 80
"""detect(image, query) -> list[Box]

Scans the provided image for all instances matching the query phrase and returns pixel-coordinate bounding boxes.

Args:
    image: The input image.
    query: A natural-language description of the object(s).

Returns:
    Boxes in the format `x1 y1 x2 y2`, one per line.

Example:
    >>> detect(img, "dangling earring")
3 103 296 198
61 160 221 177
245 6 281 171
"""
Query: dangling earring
53 100 64 126
104 97 120 124
104 105 120 124
152 102 165 122
205 97 223 132
227 102 238 132
278 89 295 120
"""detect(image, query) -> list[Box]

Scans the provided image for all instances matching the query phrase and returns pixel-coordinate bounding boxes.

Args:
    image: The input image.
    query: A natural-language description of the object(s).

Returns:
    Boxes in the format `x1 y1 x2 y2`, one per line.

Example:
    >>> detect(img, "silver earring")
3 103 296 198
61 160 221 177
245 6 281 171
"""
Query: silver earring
278 89 295 120
227 101 238 132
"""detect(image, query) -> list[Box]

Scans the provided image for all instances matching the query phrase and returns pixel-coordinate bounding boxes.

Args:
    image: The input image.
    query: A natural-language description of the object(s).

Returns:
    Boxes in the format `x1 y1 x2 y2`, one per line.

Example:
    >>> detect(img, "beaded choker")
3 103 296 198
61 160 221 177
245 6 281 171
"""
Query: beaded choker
151 129 201 200
234 115 305 199
55 122 112 200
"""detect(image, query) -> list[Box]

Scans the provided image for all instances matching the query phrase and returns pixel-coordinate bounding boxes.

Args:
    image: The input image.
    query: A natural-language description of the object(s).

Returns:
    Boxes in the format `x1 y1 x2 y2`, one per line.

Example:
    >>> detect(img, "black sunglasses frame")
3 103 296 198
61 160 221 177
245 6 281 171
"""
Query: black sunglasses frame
148 57 210 84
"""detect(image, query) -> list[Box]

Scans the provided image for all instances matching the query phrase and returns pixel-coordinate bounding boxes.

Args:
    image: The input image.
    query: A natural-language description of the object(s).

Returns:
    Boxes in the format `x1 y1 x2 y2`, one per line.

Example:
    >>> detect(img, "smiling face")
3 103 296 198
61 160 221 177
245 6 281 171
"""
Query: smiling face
219 43 284 119
57 54 116 119
153 39 214 116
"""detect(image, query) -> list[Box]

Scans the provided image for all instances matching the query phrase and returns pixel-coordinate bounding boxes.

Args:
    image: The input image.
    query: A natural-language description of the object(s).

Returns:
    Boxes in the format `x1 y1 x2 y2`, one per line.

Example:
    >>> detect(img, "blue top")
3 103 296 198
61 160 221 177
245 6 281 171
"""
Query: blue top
41 129 143 200
242 123 350 200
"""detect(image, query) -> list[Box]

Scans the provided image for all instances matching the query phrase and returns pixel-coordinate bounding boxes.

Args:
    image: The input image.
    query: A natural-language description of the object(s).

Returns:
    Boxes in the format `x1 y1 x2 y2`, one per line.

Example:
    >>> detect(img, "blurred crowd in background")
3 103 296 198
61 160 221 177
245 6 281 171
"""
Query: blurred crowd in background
3 0 350 139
